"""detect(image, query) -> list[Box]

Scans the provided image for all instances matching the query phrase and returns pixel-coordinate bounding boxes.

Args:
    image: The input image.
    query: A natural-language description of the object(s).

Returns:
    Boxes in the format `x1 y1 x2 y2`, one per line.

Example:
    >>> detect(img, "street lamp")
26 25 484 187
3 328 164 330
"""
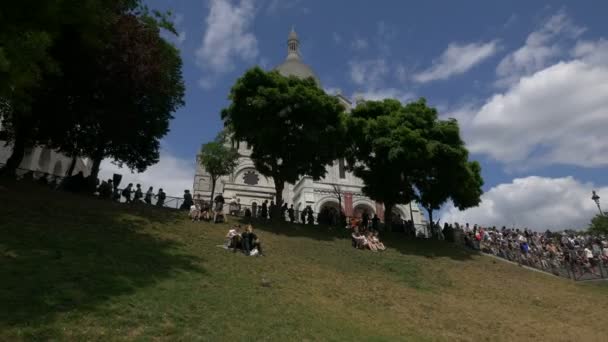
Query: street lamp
591 190 604 216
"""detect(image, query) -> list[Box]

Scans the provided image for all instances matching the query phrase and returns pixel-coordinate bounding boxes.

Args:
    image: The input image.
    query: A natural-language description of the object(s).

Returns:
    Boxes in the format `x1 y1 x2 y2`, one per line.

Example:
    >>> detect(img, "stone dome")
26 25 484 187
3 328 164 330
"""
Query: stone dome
275 28 321 86
276 59 320 85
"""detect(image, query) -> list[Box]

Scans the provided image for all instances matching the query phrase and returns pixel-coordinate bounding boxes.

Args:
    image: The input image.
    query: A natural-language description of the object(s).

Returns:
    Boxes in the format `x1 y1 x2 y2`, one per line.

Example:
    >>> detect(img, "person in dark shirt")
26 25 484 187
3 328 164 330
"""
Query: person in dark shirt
261 200 268 219
214 193 225 223
156 188 166 207
241 225 264 256
288 204 295 223
181 190 193 210
371 214 380 232
122 183 133 203
133 184 143 203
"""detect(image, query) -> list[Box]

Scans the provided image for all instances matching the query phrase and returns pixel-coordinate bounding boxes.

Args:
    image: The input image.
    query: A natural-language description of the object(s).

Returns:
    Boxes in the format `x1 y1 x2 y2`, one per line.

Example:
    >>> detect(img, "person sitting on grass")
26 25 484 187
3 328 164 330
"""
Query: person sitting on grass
351 230 368 250
225 225 242 250
241 225 264 256
371 231 386 251
366 231 378 251
190 203 201 221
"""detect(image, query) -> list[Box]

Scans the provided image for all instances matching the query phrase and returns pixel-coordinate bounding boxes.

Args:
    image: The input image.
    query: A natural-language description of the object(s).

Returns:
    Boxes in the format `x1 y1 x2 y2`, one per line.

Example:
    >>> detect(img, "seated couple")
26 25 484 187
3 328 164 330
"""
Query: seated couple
352 229 386 251
189 204 211 221
225 224 264 256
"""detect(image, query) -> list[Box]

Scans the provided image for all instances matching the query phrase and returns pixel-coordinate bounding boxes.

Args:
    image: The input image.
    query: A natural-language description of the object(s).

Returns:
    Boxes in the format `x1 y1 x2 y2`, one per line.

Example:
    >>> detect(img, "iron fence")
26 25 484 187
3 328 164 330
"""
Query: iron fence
456 234 608 281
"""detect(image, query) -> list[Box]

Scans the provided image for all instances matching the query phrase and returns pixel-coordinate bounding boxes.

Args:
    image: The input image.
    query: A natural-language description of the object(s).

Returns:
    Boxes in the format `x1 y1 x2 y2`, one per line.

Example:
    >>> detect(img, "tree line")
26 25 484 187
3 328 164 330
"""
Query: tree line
0 0 185 183
202 67 484 229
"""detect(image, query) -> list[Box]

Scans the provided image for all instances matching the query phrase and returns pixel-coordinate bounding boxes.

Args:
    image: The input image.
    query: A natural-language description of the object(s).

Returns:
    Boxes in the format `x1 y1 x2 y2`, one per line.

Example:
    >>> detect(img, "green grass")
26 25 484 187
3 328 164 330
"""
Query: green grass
1 180 608 341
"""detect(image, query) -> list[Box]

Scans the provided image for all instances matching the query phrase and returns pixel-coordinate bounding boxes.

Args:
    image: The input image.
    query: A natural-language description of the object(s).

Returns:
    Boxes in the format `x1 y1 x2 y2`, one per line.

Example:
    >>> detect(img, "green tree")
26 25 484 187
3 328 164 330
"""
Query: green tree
0 1 184 179
221 67 345 215
588 214 608 235
413 117 483 230
345 98 483 231
345 99 430 230
199 136 240 202
34 11 184 180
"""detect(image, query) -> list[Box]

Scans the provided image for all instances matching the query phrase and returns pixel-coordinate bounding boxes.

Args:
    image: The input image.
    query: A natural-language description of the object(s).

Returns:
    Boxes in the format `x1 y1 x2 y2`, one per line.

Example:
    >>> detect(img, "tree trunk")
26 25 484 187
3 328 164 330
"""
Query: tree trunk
2 132 26 177
89 157 103 179
66 155 77 176
427 207 433 239
384 202 394 232
272 179 284 221
209 177 216 203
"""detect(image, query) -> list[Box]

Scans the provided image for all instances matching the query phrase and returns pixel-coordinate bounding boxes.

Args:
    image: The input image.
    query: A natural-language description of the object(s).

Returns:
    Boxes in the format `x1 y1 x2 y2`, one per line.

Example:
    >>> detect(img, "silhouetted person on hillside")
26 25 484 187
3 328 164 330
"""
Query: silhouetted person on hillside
269 201 276 220
181 190 193 210
122 183 133 203
134 184 143 203
156 188 166 207
306 206 314 225
261 200 268 219
288 204 295 223
281 203 288 221
371 214 380 231
145 186 154 204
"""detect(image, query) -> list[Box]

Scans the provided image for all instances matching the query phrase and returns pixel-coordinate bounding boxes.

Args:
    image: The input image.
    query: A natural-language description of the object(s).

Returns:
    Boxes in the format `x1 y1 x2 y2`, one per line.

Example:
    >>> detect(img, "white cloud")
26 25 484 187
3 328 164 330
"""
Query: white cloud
452 46 608 167
413 40 499 83
332 32 342 44
349 59 388 86
98 149 194 199
351 38 368 50
441 176 607 231
195 0 258 87
496 10 585 87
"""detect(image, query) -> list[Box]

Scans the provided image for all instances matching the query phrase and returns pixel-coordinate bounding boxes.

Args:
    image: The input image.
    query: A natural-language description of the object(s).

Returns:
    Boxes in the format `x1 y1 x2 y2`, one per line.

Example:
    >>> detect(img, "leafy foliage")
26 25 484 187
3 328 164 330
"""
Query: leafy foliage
0 1 185 178
345 98 483 229
221 67 345 208
588 214 608 235
199 135 240 201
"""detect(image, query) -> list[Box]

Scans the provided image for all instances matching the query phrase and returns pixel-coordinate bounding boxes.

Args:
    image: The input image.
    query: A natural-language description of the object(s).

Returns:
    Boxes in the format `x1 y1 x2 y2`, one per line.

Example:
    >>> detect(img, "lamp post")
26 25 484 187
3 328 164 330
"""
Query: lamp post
591 190 604 216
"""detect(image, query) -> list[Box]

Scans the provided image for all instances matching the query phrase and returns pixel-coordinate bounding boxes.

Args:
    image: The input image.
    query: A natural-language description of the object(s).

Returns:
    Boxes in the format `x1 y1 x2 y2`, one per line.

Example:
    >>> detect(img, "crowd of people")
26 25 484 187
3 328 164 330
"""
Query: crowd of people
443 223 608 278
349 215 386 252
96 178 168 206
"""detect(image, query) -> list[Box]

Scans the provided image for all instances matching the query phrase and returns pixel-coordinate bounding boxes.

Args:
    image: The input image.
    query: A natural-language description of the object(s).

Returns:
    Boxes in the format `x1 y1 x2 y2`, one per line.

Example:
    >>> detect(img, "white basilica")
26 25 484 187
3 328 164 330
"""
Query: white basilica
193 29 426 228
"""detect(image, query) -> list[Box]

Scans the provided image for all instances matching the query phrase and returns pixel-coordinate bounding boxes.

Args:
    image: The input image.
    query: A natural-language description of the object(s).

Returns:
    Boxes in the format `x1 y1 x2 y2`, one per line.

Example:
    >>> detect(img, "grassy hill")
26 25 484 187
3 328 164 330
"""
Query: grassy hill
1 181 607 341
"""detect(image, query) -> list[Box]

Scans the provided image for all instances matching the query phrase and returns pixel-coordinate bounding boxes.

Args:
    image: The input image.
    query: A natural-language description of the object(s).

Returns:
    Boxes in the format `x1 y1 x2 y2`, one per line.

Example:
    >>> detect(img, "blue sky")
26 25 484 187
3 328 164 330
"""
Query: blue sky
101 0 608 230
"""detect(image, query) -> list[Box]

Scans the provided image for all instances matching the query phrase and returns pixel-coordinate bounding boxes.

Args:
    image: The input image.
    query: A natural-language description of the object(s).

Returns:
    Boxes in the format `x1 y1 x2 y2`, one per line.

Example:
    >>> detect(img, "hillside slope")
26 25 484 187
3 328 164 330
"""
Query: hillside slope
1 181 607 341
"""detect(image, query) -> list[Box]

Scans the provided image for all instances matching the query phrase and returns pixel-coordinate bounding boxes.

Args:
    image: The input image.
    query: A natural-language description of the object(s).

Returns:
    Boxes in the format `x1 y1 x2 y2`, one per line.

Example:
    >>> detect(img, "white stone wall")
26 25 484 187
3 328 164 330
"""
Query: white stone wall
0 143 91 177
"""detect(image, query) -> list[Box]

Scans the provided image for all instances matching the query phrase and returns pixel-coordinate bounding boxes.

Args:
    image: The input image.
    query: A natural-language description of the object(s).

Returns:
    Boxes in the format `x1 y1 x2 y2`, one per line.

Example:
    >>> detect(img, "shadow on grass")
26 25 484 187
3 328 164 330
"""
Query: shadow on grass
383 234 476 261
237 217 351 242
0 181 205 327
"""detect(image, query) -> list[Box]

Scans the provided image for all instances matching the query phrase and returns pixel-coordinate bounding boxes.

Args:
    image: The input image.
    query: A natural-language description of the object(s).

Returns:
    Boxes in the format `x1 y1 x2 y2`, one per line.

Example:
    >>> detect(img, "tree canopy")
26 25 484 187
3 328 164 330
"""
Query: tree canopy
588 214 608 235
221 67 346 211
199 135 240 202
0 1 184 179
345 98 483 231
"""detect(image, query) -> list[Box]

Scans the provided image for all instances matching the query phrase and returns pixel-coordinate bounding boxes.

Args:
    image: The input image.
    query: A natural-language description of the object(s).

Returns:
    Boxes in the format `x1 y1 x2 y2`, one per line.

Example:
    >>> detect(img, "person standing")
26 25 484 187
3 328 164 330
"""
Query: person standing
122 183 133 203
133 184 143 203
144 186 154 204
288 204 295 223
261 200 268 219
252 202 258 218
214 193 225 223
156 188 166 207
